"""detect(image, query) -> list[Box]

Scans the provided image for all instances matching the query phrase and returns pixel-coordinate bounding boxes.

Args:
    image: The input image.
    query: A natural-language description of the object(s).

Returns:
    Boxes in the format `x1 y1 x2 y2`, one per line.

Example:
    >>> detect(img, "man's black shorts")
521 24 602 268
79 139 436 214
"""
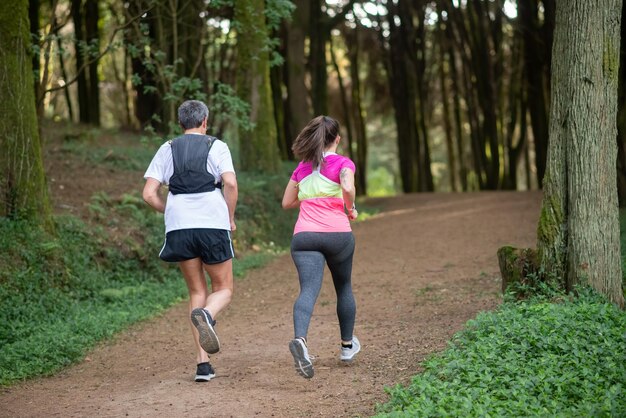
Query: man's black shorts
159 228 234 264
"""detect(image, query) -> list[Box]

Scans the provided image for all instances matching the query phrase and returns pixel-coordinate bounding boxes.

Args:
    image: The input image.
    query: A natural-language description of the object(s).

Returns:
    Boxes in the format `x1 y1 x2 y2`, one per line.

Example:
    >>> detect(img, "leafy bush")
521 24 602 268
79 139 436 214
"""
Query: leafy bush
234 163 298 252
0 213 187 385
376 291 626 417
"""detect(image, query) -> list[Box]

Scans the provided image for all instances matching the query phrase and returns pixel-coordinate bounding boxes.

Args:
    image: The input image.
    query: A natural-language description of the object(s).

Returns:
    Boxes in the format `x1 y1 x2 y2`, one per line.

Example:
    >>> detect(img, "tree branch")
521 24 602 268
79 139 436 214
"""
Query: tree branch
39 7 153 100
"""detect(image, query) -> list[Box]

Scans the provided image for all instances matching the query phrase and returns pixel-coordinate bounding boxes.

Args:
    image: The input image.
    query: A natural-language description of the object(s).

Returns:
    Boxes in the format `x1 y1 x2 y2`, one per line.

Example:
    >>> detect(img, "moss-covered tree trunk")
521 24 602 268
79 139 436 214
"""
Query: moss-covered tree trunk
235 0 280 172
538 0 624 307
0 0 52 227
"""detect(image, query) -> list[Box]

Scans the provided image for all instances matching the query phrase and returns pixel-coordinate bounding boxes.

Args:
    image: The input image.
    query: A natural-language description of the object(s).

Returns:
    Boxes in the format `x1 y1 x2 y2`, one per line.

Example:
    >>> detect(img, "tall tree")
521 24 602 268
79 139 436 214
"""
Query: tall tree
308 0 356 116
0 0 52 227
537 0 624 307
518 0 554 187
284 0 311 145
235 0 280 172
71 0 90 124
617 0 626 206
29 0 40 100
125 1 162 130
84 0 100 125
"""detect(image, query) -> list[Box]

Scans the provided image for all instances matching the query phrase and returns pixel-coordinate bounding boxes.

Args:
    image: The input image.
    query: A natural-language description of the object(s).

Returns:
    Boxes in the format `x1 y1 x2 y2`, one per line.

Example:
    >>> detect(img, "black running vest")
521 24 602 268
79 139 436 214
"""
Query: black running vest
168 134 222 195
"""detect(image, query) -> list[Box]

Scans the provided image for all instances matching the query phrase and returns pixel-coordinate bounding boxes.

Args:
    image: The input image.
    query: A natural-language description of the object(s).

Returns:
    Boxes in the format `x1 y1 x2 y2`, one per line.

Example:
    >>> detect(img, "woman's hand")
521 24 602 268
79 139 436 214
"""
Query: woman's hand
348 205 358 221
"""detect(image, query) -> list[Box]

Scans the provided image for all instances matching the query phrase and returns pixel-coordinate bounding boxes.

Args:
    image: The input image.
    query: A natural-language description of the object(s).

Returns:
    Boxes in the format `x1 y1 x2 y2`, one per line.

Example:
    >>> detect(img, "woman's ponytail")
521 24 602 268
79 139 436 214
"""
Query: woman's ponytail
292 115 340 168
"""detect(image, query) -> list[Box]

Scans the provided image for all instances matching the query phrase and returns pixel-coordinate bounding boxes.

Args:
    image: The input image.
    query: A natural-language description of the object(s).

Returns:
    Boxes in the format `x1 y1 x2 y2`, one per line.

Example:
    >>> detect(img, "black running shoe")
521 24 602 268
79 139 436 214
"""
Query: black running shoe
195 362 216 382
191 308 220 354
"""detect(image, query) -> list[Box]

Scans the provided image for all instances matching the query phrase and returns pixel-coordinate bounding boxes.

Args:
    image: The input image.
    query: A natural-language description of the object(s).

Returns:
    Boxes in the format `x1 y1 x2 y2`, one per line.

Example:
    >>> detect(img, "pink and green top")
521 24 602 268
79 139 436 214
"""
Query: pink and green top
290 153 356 234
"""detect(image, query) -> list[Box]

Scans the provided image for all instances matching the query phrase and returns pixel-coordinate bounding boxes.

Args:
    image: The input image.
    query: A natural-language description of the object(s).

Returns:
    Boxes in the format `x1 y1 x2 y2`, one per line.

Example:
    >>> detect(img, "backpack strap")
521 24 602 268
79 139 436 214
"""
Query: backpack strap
205 135 222 189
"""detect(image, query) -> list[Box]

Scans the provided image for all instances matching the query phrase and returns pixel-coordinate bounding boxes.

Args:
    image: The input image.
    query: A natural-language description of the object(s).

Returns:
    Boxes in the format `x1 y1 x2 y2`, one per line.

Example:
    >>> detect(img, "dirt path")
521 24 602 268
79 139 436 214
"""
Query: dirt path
1 191 542 418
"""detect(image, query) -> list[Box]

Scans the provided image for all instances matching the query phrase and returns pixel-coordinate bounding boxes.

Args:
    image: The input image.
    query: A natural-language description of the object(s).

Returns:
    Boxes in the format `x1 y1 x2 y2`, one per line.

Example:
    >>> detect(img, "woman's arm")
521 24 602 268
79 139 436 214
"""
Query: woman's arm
340 167 358 220
282 180 300 209
142 177 166 213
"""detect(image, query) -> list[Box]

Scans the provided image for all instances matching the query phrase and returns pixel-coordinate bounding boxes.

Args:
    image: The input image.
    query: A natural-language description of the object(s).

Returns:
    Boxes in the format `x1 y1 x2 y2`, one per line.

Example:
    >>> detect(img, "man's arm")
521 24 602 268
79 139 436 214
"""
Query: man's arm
143 177 166 213
221 171 238 231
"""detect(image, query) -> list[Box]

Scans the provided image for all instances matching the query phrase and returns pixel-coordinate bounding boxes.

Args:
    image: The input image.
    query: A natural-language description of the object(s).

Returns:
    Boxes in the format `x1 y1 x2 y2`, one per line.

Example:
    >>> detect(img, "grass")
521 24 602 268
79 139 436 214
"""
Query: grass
0 155 298 387
0 121 382 386
375 211 626 417
376 291 626 417
0 214 187 385
621 209 626 292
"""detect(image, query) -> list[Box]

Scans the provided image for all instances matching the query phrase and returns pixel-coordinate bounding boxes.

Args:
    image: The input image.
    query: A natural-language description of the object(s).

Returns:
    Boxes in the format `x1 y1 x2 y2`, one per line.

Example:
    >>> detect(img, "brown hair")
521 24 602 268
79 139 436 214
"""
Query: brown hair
291 115 340 168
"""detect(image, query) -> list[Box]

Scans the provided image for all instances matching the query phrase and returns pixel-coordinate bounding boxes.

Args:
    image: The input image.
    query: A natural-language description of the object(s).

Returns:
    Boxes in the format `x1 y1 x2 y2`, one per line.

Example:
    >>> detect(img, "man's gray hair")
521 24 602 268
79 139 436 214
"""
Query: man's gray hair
178 100 209 130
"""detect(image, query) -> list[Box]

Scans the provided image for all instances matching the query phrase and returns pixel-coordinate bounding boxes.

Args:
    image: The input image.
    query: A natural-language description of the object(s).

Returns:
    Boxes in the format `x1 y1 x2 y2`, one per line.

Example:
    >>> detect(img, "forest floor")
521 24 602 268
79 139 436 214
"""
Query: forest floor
0 132 543 417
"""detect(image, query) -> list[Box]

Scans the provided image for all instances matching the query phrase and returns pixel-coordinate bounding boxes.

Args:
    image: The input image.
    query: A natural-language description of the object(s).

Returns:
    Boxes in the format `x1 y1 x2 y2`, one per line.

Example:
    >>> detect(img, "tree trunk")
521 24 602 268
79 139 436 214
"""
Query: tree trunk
54 21 74 122
29 0 39 101
412 1 434 192
437 14 457 192
617 0 626 206
329 39 355 162
235 0 280 172
538 0 624 307
444 8 468 191
85 0 99 125
284 0 310 146
518 0 551 187
386 0 419 193
126 2 162 130
270 48 288 160
309 0 328 116
0 0 52 227
346 28 368 195
71 0 90 124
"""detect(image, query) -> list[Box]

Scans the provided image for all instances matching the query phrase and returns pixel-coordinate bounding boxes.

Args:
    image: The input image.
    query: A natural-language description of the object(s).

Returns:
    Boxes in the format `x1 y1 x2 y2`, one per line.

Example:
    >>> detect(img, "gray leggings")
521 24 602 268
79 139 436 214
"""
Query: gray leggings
291 232 356 342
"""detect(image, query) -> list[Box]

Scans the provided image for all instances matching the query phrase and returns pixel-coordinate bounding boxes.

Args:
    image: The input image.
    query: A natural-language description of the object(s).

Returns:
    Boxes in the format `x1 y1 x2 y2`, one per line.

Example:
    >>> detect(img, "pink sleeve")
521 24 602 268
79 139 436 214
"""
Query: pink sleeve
341 157 356 173
290 162 303 181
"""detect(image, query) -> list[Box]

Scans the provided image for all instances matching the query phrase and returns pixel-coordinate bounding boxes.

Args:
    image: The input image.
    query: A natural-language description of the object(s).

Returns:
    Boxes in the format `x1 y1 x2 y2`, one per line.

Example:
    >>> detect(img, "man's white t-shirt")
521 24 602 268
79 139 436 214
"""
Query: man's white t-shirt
144 133 235 233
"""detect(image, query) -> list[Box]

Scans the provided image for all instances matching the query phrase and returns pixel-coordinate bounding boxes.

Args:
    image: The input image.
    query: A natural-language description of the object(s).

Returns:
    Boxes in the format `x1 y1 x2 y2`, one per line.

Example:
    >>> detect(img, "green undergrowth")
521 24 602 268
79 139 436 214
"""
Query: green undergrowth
0 214 187 386
376 210 626 417
0 164 299 386
1 123 379 386
375 290 626 417
619 209 626 296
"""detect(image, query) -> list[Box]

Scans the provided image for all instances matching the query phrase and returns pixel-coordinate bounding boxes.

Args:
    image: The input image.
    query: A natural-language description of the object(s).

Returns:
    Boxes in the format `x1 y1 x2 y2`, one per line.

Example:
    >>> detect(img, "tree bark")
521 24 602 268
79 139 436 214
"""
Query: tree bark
518 0 551 187
71 0 90 124
235 0 280 172
329 39 355 163
29 0 39 101
437 13 457 191
284 0 310 145
386 0 419 192
617 0 626 206
538 0 624 307
0 0 52 228
346 28 368 195
125 2 162 130
85 0 99 125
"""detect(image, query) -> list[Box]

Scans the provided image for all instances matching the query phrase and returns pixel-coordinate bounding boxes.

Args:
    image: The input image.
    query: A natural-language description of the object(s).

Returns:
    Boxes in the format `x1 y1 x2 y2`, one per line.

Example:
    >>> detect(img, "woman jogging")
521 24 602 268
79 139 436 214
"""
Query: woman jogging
282 115 360 379
143 100 238 382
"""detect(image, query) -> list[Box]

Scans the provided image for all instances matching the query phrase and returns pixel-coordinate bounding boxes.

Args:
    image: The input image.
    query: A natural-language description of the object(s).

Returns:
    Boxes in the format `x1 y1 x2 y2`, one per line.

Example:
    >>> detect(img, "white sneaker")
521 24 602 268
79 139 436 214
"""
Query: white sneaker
289 338 314 379
340 336 361 361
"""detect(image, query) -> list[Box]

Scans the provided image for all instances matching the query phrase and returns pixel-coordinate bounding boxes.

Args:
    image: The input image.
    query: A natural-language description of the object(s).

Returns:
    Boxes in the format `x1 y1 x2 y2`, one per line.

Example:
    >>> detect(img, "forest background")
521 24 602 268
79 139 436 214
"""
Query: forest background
1 0 626 414
26 0 595 195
